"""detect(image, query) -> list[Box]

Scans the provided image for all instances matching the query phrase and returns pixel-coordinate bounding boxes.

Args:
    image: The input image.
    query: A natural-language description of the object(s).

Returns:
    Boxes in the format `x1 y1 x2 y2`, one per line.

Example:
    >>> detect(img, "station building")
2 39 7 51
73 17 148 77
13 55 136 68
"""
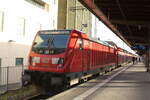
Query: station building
0 0 57 67
0 0 58 86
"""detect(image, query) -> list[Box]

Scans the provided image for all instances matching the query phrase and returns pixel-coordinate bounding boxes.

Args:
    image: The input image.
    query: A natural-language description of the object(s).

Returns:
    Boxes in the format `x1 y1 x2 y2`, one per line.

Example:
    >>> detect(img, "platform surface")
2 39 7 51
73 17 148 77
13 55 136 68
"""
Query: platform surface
48 62 150 100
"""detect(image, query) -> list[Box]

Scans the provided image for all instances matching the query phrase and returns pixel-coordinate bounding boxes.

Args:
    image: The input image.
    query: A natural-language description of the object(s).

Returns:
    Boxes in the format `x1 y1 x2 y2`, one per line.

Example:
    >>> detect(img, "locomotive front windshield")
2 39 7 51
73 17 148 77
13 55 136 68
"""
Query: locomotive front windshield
32 31 69 55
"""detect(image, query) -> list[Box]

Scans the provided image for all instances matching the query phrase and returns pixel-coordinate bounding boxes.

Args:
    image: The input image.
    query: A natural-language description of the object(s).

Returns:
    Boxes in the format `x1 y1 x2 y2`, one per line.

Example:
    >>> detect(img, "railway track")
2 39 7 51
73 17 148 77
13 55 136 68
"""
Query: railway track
0 84 68 100
28 74 113 99
28 83 75 100
0 85 41 100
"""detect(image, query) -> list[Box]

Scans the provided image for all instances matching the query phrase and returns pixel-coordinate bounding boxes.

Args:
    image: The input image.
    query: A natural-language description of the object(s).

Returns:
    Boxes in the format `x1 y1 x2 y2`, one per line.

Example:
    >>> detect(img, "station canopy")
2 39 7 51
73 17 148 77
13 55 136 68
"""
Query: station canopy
79 0 150 55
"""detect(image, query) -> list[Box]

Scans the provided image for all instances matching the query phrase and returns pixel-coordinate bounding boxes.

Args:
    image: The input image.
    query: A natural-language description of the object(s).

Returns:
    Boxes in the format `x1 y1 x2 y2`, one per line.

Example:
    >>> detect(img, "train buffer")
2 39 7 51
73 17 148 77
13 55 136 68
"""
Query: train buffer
47 62 150 100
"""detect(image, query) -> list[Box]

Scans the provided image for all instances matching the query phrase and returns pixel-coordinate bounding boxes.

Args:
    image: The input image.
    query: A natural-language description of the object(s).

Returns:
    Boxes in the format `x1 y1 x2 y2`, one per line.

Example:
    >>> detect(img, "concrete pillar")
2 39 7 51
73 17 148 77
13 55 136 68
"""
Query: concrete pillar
66 0 92 36
57 0 67 29
147 27 150 72
66 0 76 29
146 49 149 72
57 0 92 36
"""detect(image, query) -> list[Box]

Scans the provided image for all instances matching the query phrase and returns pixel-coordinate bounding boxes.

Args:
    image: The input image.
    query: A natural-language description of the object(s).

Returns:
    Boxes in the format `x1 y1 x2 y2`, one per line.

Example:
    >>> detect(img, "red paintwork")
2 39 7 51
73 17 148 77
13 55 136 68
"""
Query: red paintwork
28 52 65 72
117 47 133 65
28 29 133 74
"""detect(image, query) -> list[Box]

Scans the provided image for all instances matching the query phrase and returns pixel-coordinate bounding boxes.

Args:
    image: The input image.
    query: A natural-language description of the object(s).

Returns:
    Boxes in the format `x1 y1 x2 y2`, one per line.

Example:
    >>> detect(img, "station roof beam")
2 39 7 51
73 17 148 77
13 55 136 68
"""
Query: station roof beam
78 0 150 54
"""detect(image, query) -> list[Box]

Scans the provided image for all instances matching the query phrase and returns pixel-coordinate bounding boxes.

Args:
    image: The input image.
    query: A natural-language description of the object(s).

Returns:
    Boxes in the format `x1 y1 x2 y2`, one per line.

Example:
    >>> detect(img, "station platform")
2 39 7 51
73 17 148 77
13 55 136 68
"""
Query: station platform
47 62 150 100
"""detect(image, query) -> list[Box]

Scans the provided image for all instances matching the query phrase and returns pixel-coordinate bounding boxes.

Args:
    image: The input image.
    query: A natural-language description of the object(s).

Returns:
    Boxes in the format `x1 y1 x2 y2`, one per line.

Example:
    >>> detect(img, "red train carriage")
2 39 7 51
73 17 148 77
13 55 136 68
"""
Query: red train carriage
23 29 132 89
117 47 125 66
123 50 133 63
117 47 133 66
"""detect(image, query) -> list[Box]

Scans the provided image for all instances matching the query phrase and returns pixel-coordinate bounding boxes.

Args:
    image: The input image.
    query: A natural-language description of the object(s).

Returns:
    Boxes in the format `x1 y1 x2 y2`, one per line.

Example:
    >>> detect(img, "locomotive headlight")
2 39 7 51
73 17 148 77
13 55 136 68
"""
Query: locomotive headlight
52 58 59 64
58 58 64 64
33 57 40 63
30 57 40 66
57 58 64 68
52 58 64 65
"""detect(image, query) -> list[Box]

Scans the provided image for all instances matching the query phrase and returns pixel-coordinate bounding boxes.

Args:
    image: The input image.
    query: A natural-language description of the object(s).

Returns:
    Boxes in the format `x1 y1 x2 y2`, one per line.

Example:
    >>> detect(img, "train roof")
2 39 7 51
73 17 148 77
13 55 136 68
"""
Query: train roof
89 37 116 48
38 30 72 34
105 41 117 47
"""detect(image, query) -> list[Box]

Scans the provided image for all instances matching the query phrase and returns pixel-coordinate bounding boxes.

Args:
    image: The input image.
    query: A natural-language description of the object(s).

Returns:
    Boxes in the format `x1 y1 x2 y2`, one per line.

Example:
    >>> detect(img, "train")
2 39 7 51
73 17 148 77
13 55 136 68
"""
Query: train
23 29 134 90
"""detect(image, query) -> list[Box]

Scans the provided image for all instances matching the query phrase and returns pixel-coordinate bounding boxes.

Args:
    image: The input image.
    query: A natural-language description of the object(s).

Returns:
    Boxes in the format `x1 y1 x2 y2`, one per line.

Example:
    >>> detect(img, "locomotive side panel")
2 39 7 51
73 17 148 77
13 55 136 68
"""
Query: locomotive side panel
65 31 83 73
82 39 91 72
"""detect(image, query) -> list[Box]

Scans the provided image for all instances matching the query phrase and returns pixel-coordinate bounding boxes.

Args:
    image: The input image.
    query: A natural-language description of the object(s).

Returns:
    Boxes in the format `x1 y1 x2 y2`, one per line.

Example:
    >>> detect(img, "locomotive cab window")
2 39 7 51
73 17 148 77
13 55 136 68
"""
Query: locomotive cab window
32 31 70 55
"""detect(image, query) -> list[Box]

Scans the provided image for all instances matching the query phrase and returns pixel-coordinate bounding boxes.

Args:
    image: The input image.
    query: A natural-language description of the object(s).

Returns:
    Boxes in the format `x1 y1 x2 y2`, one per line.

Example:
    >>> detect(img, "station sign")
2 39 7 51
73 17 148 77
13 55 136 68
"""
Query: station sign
131 45 148 50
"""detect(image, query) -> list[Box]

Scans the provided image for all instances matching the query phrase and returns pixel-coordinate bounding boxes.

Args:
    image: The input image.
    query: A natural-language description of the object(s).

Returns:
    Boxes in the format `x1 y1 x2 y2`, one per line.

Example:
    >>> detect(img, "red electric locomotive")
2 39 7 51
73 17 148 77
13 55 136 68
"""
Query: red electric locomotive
23 29 132 89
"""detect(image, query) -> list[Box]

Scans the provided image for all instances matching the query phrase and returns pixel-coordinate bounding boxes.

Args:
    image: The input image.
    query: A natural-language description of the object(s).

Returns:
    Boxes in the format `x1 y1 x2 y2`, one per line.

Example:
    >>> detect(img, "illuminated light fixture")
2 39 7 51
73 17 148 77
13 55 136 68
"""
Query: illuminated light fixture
138 25 141 30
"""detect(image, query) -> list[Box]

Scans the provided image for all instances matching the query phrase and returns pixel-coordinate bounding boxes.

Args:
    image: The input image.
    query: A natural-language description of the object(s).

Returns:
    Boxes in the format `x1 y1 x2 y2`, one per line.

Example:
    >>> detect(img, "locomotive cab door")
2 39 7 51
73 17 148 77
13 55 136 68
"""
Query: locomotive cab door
79 38 84 73
81 39 90 73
